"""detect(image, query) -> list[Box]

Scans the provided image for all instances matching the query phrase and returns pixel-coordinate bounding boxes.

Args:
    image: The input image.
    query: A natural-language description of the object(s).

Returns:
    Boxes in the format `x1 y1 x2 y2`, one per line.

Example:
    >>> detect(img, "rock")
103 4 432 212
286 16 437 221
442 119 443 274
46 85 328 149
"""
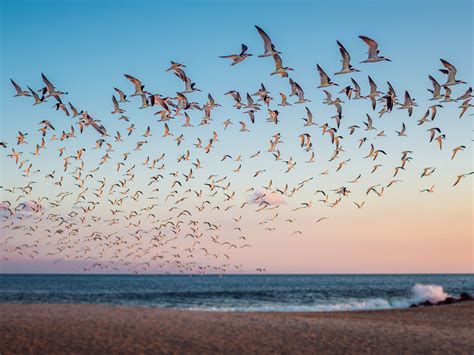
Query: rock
445 297 456 304
437 297 455 305
410 292 473 309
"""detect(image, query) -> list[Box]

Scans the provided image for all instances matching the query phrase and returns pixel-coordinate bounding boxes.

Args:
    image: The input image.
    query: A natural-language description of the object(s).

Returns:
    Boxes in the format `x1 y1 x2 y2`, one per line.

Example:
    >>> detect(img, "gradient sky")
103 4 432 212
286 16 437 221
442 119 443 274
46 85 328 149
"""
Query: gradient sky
0 0 473 273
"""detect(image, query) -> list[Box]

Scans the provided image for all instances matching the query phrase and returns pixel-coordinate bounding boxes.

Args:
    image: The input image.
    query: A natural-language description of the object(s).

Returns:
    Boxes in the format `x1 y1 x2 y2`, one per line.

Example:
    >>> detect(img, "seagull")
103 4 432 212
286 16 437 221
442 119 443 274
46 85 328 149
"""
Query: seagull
220 44 253 65
111 95 125 114
302 107 315 126
366 76 380 110
427 127 441 143
293 82 310 103
166 61 186 72
124 74 145 96
10 79 30 97
440 86 454 103
397 91 417 116
453 172 473 186
451 146 465 160
114 87 129 102
420 185 435 193
364 114 376 130
439 59 467 87
428 75 443 100
455 87 472 101
359 36 391 63
41 73 68 97
278 93 291 106
239 121 249 132
181 76 201 94
458 99 473 118
28 86 46 105
434 134 446 150
255 25 280 57
334 41 359 75
316 64 338 88
351 78 363 99
271 53 293 77
395 123 407 136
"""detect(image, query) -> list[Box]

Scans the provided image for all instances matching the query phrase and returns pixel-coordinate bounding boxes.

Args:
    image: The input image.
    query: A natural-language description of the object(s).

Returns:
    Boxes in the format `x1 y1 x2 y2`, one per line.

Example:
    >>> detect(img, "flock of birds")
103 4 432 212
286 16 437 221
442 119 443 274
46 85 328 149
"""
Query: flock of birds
1 25 472 274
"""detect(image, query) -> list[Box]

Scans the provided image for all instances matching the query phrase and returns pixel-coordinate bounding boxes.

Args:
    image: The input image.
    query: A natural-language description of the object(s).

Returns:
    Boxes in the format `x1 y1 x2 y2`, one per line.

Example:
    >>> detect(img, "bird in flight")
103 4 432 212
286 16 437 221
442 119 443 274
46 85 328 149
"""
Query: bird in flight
220 44 253 66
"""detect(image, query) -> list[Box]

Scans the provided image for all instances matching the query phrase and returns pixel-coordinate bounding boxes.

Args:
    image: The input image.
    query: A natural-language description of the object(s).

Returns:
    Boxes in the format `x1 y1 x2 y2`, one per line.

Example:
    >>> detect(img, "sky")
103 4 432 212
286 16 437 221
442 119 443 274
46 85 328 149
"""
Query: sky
0 0 473 274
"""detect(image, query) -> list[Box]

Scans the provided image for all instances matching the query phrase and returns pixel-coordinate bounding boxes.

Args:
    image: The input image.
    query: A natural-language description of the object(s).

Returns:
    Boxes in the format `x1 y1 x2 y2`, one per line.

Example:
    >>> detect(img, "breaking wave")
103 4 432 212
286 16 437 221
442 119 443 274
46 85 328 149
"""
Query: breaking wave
186 284 451 312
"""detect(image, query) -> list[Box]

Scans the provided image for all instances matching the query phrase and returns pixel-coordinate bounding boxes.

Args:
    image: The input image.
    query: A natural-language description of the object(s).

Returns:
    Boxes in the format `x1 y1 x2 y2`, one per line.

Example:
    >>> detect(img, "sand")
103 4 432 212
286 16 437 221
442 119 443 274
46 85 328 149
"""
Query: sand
1 302 473 354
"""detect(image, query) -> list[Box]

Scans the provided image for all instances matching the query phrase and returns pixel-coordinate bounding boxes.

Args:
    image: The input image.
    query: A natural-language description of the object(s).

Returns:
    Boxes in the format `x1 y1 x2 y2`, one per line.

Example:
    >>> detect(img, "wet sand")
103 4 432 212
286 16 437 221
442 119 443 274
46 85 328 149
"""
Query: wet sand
1 302 473 354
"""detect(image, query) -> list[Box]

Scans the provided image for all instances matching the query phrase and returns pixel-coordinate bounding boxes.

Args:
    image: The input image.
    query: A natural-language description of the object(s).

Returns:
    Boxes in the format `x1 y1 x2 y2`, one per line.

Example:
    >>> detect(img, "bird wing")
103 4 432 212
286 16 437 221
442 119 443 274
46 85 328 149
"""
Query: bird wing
41 73 56 92
124 74 142 92
255 25 273 53
359 36 378 58
10 79 22 93
317 64 330 85
337 40 351 68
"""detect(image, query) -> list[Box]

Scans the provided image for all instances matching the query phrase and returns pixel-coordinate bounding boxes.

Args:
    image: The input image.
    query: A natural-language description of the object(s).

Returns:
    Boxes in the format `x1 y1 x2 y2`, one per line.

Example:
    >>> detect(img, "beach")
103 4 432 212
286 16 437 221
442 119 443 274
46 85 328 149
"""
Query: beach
1 302 473 354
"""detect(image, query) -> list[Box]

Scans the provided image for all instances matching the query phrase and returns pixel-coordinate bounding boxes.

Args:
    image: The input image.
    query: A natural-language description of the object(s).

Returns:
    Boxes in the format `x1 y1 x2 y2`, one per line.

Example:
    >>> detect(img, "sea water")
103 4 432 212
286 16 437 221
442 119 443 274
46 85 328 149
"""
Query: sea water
0 274 472 312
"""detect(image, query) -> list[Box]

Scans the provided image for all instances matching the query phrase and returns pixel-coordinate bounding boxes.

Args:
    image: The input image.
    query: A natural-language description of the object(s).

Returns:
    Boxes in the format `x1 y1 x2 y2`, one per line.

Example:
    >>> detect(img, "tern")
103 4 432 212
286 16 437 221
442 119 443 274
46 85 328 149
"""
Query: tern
359 36 391 63
220 44 253 65
334 41 359 75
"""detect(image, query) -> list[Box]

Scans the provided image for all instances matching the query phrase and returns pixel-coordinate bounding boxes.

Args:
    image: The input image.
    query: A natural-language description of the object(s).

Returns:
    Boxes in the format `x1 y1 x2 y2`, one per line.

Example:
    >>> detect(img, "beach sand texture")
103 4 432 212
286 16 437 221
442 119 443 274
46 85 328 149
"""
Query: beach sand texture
1 302 473 354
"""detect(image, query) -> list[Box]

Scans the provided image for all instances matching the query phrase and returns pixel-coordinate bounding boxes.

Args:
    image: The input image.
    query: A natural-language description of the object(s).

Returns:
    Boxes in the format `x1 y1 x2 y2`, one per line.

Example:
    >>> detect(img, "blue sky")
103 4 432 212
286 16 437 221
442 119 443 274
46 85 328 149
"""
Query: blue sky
0 0 472 273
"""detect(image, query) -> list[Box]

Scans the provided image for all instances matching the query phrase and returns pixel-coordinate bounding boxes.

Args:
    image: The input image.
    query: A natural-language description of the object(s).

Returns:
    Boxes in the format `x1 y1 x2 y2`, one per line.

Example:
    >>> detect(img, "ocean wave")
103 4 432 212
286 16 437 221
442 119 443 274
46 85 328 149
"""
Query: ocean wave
184 284 451 312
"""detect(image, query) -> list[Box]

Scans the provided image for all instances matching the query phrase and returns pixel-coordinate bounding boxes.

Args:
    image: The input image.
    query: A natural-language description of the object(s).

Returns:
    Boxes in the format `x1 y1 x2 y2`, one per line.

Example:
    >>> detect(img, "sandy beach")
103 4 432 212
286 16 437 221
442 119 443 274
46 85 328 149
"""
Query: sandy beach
1 302 473 354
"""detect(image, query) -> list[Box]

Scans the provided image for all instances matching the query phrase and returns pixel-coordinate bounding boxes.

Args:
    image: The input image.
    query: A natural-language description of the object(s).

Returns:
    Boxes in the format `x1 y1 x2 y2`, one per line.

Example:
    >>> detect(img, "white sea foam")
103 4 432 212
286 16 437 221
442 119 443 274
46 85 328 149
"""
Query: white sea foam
410 283 450 304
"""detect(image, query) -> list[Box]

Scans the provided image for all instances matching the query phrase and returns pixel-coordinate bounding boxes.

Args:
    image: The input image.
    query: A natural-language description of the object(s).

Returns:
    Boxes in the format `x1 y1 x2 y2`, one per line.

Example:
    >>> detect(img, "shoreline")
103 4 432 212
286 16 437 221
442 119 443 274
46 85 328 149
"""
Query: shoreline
1 302 473 354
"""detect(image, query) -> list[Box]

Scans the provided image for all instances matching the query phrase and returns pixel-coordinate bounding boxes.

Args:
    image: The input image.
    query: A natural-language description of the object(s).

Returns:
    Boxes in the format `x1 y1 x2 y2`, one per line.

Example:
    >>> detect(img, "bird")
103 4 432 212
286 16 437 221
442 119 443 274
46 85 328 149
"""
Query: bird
11 79 31 97
453 172 473 186
397 91 417 116
439 59 467 87
395 123 407 136
316 64 338 88
420 185 435 193
334 41 359 75
451 146 465 160
220 44 253 65
1 23 471 278
293 81 310 104
458 99 473 118
255 25 280 57
271 53 294 77
428 75 443 100
359 36 391 63
366 76 380 110
124 74 146 96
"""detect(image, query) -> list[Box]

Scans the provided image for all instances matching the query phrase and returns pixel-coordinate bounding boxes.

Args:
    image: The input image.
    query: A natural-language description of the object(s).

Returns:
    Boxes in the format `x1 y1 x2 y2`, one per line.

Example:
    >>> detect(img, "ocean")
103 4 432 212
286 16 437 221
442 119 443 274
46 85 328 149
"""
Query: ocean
0 274 472 312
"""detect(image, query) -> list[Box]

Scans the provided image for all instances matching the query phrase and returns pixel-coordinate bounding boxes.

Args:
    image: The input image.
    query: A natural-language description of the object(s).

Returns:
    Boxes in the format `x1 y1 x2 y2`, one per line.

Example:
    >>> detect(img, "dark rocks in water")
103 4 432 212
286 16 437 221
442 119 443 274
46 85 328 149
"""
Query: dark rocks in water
411 293 473 308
